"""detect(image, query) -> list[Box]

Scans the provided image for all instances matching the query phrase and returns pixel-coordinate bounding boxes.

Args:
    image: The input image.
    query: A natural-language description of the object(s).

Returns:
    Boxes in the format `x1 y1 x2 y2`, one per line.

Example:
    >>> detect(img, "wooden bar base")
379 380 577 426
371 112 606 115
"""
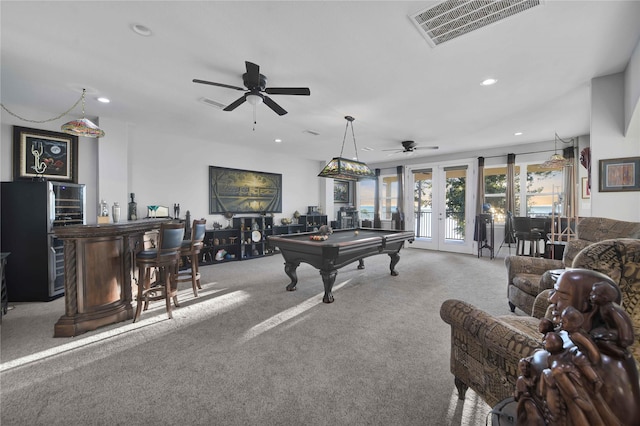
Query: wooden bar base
53 219 169 337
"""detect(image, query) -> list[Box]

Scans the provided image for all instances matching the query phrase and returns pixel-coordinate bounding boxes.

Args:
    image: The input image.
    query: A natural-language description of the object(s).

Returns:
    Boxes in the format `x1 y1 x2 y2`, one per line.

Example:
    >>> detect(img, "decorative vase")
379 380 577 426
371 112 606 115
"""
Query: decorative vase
112 202 121 223
128 193 137 220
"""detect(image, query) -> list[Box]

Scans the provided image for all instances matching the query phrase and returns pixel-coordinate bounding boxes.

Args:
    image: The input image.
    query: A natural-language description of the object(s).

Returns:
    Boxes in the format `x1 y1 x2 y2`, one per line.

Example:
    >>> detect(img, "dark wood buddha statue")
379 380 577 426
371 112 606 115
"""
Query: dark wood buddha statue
514 269 640 426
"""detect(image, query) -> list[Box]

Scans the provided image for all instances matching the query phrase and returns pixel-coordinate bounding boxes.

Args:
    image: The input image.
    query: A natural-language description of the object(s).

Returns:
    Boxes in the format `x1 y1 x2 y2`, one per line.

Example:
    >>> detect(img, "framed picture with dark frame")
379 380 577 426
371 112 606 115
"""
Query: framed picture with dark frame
599 156 640 192
209 166 282 214
334 180 350 203
13 126 78 183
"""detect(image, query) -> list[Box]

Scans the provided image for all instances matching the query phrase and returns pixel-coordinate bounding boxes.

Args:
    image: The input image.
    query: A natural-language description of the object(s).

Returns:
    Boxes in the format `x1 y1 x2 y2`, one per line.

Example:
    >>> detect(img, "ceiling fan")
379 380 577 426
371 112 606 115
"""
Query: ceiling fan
193 61 310 116
383 140 439 156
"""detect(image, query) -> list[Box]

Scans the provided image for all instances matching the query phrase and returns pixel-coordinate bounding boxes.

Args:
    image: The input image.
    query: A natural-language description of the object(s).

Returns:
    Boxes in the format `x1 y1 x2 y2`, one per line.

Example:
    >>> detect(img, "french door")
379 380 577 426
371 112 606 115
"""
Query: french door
407 162 474 254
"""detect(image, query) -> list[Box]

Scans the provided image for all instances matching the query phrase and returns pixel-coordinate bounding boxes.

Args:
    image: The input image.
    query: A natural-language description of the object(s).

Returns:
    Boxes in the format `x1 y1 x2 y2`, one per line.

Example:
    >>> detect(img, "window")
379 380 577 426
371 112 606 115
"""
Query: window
358 179 375 221
483 166 520 224
381 175 398 220
526 164 562 216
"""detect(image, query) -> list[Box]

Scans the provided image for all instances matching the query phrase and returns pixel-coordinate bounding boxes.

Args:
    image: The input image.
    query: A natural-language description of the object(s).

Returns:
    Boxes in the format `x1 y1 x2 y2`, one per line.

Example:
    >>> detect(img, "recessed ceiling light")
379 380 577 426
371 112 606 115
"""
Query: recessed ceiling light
514 132 523 136
131 24 152 37
274 139 282 143
97 97 110 103
481 78 498 86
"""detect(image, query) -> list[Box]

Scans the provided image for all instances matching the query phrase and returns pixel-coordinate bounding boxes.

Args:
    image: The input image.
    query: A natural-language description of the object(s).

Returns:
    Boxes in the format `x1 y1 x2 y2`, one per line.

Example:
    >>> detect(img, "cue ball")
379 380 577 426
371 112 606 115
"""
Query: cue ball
354 230 359 236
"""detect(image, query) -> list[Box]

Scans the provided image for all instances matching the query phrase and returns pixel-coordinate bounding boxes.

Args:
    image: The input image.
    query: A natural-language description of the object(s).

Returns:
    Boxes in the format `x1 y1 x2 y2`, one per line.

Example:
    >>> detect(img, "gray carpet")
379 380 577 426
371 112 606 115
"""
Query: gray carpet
1 247 514 425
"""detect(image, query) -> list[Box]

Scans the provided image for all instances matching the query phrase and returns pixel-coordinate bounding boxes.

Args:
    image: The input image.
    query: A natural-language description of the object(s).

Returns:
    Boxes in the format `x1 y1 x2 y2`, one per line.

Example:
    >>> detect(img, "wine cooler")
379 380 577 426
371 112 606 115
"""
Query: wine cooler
1 180 86 301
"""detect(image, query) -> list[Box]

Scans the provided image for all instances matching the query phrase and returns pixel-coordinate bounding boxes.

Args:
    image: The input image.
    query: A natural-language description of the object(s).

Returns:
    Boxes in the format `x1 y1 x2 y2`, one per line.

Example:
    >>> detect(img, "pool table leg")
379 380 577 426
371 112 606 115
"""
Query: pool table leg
319 269 337 303
284 261 300 291
389 252 400 276
357 259 365 269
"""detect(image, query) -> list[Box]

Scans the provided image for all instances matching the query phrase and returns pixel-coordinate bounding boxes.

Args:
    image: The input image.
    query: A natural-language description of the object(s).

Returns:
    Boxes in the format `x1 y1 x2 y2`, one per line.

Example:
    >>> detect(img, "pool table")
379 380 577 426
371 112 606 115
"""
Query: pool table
267 228 414 303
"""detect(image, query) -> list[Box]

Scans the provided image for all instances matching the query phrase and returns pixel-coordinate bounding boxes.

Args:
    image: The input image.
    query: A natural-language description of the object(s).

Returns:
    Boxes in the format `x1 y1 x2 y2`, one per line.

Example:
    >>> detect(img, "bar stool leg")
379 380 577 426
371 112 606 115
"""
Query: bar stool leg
164 267 173 320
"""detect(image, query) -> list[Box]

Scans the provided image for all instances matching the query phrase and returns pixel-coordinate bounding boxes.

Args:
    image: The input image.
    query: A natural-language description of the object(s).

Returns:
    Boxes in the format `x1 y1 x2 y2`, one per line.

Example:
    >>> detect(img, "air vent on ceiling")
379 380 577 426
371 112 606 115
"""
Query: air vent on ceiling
409 0 543 47
199 97 226 109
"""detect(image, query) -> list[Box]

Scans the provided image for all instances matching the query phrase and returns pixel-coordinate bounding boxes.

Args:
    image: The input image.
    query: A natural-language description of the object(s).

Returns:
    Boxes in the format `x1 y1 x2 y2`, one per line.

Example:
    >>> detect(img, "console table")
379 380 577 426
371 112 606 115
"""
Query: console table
53 219 170 337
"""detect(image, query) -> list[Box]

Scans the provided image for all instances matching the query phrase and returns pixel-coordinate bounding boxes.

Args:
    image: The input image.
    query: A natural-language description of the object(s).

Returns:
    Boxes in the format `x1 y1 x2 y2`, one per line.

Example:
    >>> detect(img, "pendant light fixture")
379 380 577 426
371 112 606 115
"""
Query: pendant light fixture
318 116 375 181
541 133 572 169
61 89 105 138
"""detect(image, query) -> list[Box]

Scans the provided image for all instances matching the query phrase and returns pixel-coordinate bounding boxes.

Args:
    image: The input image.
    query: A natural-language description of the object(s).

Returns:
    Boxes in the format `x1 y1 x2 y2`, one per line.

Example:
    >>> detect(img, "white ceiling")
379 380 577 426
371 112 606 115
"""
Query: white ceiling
2 1 639 164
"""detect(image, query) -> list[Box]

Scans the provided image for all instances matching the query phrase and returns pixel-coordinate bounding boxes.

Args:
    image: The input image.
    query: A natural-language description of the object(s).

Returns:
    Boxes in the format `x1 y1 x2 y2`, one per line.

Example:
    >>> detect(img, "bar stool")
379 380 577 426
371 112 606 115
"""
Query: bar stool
177 218 207 297
134 222 185 322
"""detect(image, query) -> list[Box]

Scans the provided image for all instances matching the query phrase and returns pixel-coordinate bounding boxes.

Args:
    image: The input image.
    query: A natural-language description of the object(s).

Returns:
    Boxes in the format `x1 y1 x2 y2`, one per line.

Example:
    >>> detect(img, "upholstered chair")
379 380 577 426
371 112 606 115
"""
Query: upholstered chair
442 237 640 408
506 217 640 315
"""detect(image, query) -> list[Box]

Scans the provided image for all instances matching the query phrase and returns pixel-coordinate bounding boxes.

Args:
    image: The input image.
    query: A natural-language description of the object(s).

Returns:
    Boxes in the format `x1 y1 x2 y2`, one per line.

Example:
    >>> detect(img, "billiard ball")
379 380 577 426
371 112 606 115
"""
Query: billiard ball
354 230 359 236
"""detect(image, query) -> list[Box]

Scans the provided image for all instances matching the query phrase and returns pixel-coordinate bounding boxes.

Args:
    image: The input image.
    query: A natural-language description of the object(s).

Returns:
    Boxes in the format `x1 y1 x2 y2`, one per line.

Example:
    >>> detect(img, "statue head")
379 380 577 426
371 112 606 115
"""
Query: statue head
548 269 619 324
590 280 621 307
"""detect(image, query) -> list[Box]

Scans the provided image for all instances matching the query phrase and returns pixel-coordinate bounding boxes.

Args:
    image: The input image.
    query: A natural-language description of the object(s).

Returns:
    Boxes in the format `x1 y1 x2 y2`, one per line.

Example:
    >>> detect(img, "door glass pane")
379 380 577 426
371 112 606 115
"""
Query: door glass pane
413 170 432 238
445 168 465 240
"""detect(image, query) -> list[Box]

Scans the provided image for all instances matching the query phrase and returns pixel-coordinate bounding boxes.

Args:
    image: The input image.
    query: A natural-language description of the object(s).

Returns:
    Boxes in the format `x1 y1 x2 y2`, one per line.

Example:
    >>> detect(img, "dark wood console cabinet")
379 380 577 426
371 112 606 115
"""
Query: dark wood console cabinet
200 215 327 265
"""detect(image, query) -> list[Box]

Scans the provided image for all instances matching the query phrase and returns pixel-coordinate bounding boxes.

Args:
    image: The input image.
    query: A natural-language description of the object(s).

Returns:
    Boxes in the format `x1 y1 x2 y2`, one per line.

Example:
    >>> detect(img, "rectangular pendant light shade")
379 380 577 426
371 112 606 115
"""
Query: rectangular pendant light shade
317 157 376 181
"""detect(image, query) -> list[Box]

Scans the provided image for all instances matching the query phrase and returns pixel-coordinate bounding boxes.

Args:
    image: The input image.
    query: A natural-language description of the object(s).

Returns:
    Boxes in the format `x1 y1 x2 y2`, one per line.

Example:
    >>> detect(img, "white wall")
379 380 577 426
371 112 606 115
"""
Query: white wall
590 72 640 221
124 123 322 226
1 110 322 225
624 37 640 135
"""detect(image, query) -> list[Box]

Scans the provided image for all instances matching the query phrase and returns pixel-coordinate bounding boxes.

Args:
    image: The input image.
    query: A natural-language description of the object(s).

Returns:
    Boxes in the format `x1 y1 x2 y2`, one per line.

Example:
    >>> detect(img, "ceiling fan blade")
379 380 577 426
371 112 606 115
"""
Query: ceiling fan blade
223 94 247 111
244 61 261 88
264 87 311 96
382 148 402 152
417 146 439 150
263 96 287 116
193 79 245 91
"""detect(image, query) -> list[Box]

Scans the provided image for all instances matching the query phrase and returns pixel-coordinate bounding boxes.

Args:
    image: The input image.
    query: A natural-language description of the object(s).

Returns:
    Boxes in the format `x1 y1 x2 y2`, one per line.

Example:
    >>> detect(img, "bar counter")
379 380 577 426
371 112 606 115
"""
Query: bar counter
53 218 171 337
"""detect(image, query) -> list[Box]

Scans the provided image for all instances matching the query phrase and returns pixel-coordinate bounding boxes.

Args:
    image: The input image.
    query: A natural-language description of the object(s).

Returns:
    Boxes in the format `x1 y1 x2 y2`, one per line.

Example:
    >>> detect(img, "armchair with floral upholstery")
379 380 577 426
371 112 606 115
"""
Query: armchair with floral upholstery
440 238 640 408
506 217 640 316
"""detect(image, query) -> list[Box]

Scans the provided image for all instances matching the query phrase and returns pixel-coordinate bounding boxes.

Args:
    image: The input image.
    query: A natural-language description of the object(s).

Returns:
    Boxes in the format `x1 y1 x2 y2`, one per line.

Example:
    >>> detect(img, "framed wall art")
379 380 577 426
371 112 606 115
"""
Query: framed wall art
13 126 78 183
333 180 350 203
209 166 282 214
599 156 640 192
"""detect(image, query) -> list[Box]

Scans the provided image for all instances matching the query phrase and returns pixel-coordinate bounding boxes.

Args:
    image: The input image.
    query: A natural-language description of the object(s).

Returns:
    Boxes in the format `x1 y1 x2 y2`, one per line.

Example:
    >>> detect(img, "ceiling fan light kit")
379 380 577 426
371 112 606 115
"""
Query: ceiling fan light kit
383 140 439 155
318 116 376 182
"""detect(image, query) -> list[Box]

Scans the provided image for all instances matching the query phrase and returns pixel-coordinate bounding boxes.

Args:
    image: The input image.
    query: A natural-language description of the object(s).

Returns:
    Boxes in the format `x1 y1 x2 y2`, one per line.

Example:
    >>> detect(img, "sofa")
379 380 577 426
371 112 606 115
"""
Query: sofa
506 217 640 316
440 238 640 408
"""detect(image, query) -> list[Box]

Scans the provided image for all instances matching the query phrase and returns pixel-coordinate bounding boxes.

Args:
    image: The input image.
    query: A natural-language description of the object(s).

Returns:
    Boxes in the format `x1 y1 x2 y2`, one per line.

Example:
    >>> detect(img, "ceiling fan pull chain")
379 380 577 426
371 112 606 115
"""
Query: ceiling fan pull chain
253 104 257 131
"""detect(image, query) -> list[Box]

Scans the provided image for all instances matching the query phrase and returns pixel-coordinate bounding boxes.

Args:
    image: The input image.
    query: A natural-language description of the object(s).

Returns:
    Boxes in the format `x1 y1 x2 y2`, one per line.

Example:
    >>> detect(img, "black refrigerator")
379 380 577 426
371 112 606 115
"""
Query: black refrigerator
1 180 85 301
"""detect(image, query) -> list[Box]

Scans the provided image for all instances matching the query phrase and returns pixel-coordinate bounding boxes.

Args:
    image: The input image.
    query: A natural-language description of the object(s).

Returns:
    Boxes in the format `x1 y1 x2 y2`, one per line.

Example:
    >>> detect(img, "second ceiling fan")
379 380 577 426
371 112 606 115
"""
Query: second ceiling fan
193 61 310 116
383 140 439 155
